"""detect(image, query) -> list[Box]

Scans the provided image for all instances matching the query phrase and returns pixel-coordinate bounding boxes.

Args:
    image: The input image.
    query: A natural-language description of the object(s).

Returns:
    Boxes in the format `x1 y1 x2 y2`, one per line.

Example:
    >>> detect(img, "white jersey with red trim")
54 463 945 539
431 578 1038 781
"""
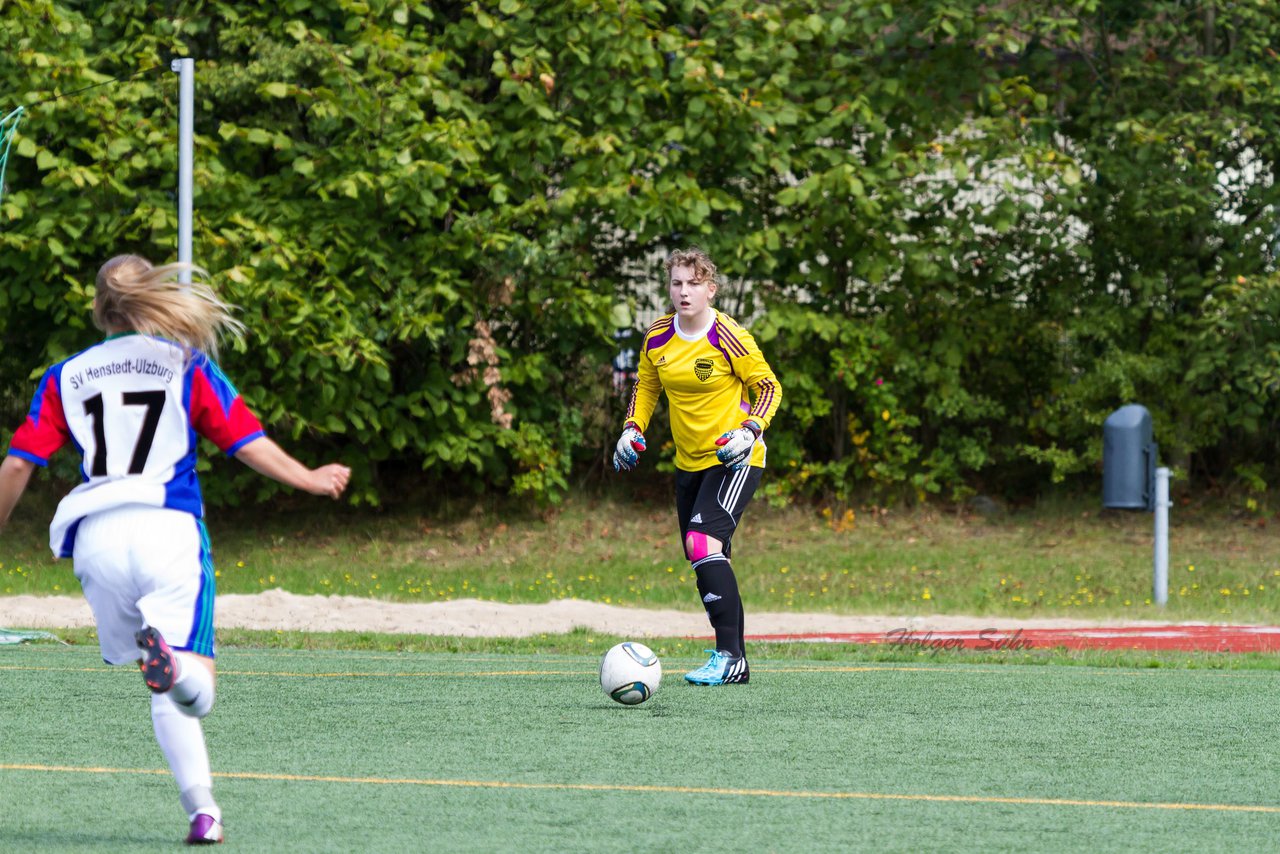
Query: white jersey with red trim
8 333 265 557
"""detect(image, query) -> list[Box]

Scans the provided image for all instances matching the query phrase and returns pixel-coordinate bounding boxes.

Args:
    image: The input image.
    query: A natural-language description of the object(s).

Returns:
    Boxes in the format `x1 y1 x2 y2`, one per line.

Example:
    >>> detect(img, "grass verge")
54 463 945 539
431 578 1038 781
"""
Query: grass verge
4 490 1278 620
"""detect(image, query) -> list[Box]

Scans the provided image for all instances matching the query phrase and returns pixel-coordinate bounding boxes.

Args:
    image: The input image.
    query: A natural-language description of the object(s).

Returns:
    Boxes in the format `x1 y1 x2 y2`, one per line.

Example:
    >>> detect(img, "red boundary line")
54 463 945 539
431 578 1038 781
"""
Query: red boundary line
735 626 1280 652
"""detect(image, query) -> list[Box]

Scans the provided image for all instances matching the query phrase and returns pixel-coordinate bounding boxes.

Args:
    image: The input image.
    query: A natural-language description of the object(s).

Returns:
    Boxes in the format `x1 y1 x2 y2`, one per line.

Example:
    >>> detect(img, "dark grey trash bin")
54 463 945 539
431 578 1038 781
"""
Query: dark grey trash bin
1103 404 1156 511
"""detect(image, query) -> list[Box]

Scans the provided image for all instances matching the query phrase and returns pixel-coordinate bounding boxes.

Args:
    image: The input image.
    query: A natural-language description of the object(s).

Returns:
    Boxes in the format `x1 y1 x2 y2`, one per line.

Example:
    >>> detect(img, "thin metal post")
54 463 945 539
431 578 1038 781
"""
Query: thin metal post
171 58 194 283
1153 467 1170 605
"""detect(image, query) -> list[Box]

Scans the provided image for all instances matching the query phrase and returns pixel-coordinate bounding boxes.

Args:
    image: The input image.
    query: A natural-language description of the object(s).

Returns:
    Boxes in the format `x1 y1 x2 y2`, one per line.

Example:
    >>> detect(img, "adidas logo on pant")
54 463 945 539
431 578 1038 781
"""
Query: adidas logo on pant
690 513 702 523
702 592 722 603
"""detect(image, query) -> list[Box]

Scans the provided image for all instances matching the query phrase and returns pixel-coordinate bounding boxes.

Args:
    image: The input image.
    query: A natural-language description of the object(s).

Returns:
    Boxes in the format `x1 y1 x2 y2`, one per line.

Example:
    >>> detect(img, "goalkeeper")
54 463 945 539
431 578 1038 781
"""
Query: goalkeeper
614 247 781 686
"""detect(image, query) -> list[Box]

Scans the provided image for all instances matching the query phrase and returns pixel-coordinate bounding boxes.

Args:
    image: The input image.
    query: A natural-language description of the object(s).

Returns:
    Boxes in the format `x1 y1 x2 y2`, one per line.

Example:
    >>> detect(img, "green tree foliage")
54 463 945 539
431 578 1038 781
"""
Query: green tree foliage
1 1 1277 506
1013 0 1280 495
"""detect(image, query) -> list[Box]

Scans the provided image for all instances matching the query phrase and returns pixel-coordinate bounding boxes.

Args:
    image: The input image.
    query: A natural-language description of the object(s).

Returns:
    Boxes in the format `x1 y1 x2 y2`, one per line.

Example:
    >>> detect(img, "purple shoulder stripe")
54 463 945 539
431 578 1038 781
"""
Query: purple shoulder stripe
644 315 674 334
645 325 676 352
706 323 735 369
714 321 750 357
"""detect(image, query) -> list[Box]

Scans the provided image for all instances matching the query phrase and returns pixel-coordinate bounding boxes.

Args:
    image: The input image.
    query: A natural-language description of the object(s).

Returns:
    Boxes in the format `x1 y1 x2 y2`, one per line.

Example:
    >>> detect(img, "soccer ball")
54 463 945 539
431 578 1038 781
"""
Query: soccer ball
599 641 661 705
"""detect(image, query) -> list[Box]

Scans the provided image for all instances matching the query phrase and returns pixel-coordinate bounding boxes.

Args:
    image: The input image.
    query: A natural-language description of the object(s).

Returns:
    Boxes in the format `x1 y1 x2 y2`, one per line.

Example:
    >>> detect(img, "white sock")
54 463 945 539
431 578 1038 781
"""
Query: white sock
180 787 221 823
170 652 215 718
151 691 218 820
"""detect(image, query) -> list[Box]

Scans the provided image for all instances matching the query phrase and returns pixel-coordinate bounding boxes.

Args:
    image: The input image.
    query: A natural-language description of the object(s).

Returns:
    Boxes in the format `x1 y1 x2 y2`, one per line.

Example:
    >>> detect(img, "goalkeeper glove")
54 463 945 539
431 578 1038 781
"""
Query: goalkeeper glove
612 423 647 472
714 419 762 471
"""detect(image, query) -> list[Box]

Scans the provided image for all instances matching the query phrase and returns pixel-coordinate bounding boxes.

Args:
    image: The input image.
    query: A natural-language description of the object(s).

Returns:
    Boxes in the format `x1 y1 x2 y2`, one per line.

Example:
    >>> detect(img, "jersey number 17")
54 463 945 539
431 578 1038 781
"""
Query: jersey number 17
82 390 166 477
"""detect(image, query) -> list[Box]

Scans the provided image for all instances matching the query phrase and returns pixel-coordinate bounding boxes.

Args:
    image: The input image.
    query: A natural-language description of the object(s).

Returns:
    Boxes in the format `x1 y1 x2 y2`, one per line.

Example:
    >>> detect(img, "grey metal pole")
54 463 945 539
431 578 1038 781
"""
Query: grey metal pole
1153 467 1170 605
171 58 194 283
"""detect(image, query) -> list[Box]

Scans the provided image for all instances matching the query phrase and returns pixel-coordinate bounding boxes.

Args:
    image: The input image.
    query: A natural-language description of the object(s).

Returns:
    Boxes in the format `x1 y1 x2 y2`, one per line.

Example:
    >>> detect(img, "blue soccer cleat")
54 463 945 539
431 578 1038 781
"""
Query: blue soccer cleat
684 649 750 685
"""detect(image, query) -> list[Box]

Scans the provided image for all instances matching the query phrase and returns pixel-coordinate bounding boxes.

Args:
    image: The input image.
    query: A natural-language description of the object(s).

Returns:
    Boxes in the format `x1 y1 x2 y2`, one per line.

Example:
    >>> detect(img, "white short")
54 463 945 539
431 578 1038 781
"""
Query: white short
72 505 216 665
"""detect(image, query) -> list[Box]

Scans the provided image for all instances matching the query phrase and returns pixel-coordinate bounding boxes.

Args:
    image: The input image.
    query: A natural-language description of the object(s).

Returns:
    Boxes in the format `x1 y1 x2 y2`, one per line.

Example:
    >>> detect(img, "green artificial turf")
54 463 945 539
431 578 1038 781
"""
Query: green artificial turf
2 645 1277 852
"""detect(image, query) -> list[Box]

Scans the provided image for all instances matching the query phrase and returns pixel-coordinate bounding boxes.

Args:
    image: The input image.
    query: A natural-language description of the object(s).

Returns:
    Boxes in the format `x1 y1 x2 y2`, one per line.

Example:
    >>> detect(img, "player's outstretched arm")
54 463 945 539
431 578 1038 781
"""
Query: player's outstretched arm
0 455 35 530
234 437 350 499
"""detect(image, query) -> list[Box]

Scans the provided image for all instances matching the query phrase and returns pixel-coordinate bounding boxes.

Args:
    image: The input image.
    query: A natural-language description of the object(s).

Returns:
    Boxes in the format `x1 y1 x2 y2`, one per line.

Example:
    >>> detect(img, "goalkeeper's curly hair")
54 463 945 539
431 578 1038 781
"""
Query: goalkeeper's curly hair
664 246 720 288
93 255 244 358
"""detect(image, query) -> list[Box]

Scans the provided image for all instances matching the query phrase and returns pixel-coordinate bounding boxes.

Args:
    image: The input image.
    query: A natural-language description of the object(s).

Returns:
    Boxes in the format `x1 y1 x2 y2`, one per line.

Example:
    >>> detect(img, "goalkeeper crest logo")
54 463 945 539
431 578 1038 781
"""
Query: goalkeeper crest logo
693 357 714 382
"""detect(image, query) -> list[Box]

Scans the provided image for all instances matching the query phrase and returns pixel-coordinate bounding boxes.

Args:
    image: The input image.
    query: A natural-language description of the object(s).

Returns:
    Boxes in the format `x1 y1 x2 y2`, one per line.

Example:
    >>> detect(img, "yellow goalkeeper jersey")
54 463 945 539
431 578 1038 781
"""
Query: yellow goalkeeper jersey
624 310 781 471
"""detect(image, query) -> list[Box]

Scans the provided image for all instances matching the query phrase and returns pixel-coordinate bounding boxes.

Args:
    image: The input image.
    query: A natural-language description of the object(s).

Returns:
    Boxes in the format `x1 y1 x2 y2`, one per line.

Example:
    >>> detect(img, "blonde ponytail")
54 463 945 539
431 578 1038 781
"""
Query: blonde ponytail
93 255 245 357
